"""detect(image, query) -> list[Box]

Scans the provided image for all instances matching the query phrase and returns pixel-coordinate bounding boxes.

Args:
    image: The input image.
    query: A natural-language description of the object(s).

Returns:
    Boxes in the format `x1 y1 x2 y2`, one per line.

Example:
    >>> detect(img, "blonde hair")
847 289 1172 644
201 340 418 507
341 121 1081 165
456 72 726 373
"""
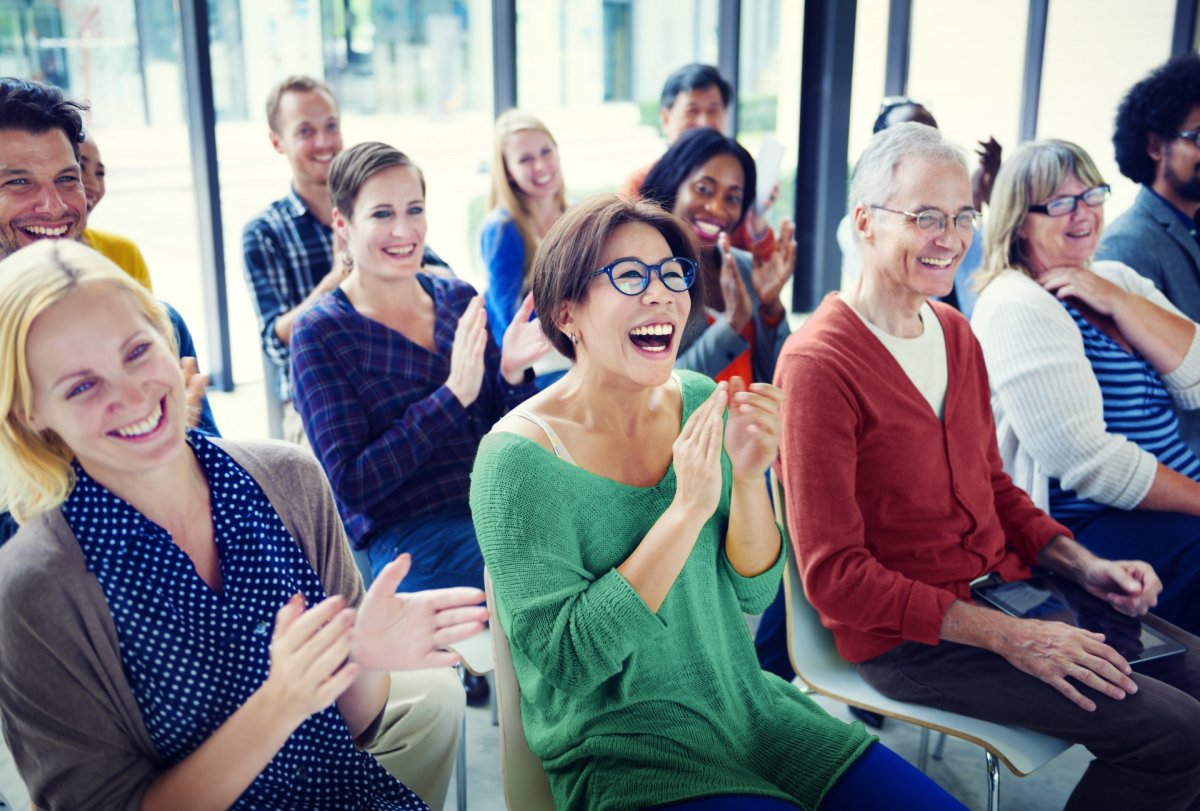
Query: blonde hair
0 240 175 523
486 109 567 293
975 139 1106 292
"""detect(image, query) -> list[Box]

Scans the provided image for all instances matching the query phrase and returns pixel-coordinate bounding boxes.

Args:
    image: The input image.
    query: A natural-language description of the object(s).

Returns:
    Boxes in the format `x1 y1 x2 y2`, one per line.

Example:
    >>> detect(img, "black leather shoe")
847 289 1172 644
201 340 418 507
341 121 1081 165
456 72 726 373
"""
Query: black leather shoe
849 706 886 729
464 672 490 707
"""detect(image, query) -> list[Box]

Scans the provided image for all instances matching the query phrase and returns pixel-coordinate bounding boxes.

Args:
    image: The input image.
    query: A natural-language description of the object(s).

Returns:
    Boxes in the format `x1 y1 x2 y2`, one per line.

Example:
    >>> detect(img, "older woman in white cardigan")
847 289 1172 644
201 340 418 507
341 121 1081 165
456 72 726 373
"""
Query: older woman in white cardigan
972 138 1200 634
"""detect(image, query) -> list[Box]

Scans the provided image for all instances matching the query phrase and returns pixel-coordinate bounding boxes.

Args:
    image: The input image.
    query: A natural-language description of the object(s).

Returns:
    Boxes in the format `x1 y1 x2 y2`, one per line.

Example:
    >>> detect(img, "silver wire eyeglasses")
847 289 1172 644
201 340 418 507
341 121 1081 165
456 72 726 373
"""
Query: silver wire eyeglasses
870 206 981 234
588 257 698 296
1027 185 1110 217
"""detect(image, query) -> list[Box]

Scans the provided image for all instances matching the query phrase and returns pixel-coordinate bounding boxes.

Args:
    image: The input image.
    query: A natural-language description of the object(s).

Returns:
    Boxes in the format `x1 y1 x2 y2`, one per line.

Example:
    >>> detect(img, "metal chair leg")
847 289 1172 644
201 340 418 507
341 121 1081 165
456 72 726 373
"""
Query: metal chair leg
455 663 467 811
917 727 931 773
985 751 1000 811
932 731 947 761
490 673 499 727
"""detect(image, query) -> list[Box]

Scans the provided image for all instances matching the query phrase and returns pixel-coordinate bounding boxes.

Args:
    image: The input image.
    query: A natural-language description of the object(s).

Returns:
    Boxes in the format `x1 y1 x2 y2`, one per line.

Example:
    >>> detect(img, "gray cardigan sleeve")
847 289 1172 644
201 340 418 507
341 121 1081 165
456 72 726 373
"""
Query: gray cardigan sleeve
675 249 790 383
0 512 161 811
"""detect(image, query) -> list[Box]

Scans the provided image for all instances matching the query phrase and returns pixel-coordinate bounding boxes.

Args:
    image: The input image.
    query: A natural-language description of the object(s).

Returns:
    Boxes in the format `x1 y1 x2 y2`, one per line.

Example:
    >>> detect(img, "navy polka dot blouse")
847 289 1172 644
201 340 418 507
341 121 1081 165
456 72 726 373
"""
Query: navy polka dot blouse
61 433 427 810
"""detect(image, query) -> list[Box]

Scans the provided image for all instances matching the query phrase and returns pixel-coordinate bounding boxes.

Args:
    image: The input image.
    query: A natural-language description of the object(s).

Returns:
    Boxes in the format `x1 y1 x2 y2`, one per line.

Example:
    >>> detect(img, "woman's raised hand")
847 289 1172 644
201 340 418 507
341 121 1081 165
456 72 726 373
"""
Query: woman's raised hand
446 296 489 406
352 554 488 671
1038 266 1129 318
718 233 754 332
500 293 553 384
723 377 784 481
262 594 360 729
672 382 728 520
750 219 796 318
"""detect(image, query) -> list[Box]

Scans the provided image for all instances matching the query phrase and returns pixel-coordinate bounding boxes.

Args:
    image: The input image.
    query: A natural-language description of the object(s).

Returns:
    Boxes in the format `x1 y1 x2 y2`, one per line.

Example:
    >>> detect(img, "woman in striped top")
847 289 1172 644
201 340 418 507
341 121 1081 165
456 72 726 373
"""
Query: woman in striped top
972 139 1200 633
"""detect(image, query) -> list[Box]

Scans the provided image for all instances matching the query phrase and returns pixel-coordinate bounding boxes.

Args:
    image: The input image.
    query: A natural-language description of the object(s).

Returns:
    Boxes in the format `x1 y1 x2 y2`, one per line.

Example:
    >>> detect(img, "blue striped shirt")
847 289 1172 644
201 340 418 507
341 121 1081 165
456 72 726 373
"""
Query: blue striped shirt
1049 301 1200 519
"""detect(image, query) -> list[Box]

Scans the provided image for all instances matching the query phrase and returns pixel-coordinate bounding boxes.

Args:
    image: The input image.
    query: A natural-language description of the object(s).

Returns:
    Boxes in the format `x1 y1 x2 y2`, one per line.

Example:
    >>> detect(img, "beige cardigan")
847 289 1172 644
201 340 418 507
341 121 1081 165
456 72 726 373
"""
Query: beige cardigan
0 439 366 811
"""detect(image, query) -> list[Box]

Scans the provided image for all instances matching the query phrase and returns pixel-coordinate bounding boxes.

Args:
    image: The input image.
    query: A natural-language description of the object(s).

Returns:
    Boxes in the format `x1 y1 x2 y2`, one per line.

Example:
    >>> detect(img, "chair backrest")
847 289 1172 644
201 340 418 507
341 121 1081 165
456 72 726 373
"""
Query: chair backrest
483 570 556 811
771 473 859 689
771 473 1075 778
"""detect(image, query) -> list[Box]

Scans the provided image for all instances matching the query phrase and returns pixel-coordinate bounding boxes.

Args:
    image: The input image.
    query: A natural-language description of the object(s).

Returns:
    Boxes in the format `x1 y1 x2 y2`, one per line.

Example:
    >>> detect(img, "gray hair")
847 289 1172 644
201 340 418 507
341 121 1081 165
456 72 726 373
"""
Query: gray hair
975 139 1106 291
847 123 969 216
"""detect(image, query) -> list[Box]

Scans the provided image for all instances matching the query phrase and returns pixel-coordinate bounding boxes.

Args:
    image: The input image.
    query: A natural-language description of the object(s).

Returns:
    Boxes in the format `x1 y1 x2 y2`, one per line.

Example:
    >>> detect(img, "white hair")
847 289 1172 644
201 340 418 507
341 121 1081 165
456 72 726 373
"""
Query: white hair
847 122 969 215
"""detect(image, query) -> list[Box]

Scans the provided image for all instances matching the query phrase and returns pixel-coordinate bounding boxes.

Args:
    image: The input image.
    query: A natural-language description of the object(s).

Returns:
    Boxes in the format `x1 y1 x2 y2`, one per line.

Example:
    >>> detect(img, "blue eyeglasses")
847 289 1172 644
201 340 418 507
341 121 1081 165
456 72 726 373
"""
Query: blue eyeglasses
588 256 698 296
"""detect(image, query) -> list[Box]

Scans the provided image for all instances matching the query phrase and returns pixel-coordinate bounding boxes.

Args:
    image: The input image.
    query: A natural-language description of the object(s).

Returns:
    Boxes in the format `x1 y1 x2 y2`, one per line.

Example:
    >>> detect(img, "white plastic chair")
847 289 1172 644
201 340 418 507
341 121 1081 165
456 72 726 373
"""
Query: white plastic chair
448 629 495 811
482 570 555 811
773 476 1074 811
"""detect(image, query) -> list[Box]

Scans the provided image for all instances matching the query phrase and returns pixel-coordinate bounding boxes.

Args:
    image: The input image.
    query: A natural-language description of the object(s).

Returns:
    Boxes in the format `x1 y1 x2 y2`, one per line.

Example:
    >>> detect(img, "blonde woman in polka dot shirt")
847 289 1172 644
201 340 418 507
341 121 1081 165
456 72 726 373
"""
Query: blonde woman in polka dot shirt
0 240 488 811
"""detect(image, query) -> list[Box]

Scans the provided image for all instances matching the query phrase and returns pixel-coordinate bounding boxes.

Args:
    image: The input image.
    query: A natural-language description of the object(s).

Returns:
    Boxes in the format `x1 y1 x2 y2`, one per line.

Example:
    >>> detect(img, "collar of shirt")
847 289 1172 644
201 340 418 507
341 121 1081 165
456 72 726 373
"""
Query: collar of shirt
1146 185 1200 234
62 432 260 561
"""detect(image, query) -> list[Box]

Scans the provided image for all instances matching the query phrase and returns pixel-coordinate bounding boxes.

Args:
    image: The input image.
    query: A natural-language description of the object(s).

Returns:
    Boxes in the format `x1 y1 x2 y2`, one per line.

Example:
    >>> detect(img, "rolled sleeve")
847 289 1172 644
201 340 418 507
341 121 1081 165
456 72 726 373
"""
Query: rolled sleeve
721 532 785 615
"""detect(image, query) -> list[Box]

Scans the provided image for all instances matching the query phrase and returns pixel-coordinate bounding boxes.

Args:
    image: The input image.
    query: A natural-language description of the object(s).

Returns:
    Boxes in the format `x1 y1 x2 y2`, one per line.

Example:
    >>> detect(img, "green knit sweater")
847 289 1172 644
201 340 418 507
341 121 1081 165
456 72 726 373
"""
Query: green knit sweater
470 371 872 811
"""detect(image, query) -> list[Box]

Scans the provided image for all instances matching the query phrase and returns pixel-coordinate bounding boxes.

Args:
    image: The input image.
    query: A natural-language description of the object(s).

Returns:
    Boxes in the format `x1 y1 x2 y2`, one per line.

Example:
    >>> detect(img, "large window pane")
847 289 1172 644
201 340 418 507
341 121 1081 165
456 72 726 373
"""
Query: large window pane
907 0 1027 192
738 0 803 227
847 0 889 177
1038 0 1173 216
512 0 720 214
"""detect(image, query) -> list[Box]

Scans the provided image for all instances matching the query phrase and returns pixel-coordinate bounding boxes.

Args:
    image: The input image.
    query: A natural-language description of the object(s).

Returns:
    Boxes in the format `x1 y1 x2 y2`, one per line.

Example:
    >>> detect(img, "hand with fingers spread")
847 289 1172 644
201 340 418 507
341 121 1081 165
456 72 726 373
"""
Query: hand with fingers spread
500 292 553 384
998 615 1138 712
723 377 784 481
446 296 490 406
1038 265 1129 317
180 357 210 430
750 219 796 319
261 593 361 729
671 382 728 520
352 553 489 672
717 233 753 332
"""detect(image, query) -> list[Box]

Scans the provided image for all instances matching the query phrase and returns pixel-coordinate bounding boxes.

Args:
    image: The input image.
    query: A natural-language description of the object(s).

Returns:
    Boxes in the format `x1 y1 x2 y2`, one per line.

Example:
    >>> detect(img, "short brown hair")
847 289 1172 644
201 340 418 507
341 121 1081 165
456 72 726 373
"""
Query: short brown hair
328 142 426 221
533 194 705 359
265 75 336 134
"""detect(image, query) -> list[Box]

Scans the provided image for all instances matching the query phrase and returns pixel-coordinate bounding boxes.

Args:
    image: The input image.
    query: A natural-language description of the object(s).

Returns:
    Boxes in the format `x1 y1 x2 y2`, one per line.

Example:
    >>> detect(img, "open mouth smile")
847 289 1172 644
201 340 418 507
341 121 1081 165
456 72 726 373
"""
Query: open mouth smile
628 322 676 355
21 223 72 240
109 398 166 439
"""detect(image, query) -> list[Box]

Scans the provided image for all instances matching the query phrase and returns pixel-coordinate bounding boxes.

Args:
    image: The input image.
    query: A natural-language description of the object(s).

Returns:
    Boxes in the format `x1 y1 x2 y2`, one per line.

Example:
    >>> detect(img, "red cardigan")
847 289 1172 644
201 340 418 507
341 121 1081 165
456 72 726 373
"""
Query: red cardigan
775 295 1071 663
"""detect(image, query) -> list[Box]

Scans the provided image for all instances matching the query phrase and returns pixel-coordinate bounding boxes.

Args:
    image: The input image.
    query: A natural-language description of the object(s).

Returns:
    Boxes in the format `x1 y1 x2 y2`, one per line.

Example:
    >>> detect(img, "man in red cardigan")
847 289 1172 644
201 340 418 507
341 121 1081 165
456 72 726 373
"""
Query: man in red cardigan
777 121 1200 809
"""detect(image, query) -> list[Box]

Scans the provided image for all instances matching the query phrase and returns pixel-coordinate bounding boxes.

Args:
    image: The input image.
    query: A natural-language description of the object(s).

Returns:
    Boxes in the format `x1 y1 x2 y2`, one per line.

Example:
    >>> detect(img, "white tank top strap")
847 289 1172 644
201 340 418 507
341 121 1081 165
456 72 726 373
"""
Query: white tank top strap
511 411 578 466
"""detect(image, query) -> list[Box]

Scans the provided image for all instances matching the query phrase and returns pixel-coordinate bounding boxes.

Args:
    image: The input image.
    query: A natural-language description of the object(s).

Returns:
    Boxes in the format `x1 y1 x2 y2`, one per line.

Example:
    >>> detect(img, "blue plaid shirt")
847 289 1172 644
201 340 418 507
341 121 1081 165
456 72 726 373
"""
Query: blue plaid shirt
242 186 446 399
290 275 536 548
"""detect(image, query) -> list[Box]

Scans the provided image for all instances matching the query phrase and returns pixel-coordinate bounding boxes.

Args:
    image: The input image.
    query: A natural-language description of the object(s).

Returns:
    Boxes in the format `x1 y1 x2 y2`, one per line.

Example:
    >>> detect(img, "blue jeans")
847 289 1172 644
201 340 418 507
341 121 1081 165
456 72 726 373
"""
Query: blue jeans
1065 508 1200 636
646 743 965 810
366 506 484 592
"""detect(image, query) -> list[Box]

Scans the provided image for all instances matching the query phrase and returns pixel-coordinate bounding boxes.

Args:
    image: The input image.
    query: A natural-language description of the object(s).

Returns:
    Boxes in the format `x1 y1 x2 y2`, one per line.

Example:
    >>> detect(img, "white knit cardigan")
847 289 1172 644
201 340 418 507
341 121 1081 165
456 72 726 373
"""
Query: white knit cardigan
971 261 1200 512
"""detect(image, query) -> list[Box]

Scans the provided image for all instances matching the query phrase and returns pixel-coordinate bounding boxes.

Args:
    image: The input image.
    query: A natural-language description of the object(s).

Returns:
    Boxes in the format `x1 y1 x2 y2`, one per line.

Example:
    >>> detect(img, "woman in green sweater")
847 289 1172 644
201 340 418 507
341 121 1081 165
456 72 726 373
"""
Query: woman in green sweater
469 194 965 811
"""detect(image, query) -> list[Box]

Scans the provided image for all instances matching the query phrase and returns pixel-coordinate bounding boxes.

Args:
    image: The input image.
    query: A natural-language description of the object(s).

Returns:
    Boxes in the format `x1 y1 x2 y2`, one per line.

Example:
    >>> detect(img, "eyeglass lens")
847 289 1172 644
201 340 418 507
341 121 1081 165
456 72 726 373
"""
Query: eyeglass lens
609 259 693 295
1044 186 1109 216
913 210 977 234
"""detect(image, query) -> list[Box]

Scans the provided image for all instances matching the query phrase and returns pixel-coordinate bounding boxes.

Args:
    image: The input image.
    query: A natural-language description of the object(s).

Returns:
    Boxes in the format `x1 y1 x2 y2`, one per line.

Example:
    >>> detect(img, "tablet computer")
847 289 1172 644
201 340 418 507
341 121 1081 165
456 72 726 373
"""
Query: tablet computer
970 570 1185 666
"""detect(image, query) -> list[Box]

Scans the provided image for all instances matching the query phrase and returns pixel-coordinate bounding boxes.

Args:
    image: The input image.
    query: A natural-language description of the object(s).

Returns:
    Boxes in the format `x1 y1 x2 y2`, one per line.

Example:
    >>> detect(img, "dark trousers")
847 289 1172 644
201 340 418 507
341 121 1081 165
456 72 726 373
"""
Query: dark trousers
857 614 1200 811
366 505 484 592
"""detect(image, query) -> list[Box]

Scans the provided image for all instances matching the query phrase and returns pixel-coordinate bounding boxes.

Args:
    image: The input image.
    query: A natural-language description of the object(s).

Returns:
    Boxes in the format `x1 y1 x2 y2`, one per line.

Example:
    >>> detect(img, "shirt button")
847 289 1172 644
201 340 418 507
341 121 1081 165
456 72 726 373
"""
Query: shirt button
254 621 270 637
296 764 308 783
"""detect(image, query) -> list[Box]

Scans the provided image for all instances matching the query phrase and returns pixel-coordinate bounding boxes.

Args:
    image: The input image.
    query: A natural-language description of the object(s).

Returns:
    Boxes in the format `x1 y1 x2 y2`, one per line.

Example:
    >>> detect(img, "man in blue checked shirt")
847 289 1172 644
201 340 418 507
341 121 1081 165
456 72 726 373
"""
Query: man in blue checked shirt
242 75 448 445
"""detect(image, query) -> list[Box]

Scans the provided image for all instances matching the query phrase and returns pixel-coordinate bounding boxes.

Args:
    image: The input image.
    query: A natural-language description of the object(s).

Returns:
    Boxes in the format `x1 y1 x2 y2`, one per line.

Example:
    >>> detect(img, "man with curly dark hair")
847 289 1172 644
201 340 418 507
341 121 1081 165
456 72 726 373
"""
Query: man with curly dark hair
1099 53 1200 454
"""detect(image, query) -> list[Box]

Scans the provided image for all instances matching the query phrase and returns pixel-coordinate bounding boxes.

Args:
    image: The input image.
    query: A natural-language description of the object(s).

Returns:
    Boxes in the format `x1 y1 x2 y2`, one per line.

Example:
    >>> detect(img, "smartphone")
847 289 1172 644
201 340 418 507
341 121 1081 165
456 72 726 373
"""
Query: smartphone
754 135 785 216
